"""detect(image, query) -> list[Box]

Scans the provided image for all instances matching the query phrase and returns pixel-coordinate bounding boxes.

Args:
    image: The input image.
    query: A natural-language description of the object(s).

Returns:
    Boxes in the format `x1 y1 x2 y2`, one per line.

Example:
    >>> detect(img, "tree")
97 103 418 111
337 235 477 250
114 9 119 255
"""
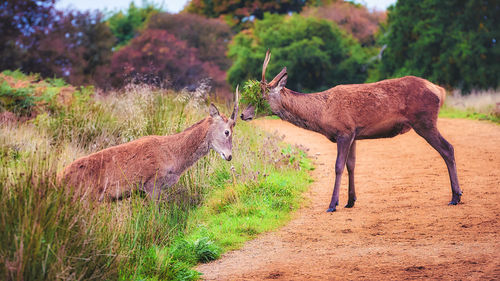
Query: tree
0 0 55 70
21 10 115 86
147 13 233 70
227 13 367 92
379 0 500 92
186 0 307 28
301 1 386 46
106 2 161 48
107 29 220 90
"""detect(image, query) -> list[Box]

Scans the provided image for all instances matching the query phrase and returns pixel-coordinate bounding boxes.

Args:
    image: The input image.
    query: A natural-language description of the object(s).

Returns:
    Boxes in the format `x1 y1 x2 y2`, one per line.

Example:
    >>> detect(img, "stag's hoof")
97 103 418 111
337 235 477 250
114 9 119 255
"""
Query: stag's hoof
345 198 356 208
345 202 355 208
449 192 462 205
326 207 336 212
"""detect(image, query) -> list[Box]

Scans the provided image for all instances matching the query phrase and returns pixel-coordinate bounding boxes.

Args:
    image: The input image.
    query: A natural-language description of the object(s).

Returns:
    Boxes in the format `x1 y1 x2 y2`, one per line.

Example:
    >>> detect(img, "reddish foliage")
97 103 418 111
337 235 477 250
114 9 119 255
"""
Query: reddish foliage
12 9 114 86
147 13 233 70
302 1 386 45
107 29 225 91
0 0 55 70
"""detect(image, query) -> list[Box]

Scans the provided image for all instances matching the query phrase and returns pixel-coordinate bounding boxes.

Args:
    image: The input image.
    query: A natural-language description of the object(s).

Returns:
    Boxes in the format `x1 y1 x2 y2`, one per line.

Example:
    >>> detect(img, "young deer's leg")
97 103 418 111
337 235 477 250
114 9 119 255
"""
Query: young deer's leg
413 125 462 205
327 134 355 212
345 140 357 208
143 179 162 201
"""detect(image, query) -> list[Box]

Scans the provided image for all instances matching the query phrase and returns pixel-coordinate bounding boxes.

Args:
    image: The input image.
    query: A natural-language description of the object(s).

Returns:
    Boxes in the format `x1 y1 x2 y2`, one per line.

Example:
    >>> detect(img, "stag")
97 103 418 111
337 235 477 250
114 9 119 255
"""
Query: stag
59 88 239 201
241 51 462 212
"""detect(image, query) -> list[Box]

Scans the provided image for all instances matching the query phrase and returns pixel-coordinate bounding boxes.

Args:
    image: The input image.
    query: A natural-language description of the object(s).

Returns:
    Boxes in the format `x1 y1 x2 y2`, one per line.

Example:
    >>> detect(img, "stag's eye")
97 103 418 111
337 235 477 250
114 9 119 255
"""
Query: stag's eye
224 130 230 137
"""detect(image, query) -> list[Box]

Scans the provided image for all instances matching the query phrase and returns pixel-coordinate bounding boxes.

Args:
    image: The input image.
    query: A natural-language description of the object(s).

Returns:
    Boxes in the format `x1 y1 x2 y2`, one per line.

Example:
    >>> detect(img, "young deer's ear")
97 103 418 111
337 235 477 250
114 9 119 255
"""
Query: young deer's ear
209 103 220 118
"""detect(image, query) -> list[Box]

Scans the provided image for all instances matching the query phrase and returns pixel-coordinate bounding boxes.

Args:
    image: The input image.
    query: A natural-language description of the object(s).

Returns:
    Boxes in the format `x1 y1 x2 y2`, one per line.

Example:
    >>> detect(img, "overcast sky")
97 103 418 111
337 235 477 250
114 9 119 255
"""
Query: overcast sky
56 0 397 13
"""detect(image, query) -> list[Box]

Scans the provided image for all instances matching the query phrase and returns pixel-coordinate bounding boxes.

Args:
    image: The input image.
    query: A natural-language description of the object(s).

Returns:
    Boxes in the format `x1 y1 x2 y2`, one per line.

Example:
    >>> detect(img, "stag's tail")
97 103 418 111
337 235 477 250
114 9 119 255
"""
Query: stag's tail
424 80 446 108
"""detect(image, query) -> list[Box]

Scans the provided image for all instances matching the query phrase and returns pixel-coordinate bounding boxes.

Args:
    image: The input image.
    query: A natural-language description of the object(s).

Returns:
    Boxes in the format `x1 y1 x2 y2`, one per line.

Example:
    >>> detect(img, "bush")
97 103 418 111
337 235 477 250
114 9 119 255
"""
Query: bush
301 1 386 46
227 13 368 92
107 29 218 90
379 0 500 92
147 13 233 71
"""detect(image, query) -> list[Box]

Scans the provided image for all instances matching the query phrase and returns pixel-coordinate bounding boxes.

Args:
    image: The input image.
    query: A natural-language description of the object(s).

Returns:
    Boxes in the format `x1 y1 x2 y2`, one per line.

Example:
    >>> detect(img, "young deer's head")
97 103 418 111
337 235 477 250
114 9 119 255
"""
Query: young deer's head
240 50 287 121
208 86 239 161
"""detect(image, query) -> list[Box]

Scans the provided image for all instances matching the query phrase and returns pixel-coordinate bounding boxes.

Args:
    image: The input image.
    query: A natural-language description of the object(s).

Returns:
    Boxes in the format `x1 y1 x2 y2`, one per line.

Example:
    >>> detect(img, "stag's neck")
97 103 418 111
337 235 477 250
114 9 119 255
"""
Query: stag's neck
164 117 212 174
268 89 325 134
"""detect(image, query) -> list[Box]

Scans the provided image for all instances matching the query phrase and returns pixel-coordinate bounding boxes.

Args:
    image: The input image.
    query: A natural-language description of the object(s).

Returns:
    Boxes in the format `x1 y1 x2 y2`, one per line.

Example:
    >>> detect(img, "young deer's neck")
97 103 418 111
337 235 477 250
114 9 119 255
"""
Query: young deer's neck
267 89 325 133
168 117 212 174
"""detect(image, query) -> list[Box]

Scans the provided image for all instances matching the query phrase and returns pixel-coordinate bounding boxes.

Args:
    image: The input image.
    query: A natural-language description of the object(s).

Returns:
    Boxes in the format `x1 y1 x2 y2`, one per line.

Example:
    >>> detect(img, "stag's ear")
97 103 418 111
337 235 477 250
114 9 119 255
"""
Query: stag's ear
269 67 287 89
209 103 220 118
276 73 287 91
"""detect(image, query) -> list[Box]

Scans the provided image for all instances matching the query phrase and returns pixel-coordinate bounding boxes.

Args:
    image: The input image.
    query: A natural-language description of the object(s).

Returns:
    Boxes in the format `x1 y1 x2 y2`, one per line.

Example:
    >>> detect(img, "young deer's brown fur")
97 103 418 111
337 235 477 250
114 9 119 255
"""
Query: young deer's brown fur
60 90 239 201
241 51 462 212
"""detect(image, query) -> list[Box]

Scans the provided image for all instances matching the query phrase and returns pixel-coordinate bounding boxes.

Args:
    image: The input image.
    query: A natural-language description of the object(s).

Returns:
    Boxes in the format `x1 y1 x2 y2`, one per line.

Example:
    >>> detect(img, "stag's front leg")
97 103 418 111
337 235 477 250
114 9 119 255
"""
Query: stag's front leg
327 134 355 212
345 140 357 208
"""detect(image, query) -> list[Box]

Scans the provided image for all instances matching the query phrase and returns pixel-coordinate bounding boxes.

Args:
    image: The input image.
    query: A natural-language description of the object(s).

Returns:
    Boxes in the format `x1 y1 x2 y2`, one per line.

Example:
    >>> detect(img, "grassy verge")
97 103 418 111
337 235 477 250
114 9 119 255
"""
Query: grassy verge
439 104 499 123
0 72 313 280
439 90 500 124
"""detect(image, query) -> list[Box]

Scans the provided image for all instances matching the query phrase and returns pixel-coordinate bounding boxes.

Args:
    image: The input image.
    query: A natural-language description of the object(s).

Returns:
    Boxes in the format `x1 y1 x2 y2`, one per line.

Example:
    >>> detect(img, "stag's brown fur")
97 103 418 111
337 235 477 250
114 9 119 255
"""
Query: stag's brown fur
242 51 461 212
270 76 445 141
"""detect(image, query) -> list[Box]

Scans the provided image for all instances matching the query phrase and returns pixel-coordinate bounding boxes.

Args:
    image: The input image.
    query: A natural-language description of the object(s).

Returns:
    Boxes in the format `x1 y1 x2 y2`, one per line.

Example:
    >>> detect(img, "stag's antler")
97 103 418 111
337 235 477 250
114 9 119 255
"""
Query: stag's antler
261 50 271 83
260 50 271 93
230 84 239 122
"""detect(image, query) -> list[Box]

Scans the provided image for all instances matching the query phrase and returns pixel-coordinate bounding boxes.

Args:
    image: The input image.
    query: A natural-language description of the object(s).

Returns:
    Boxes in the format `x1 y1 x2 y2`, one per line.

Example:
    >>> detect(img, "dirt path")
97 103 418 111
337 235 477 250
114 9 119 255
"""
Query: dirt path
197 118 500 280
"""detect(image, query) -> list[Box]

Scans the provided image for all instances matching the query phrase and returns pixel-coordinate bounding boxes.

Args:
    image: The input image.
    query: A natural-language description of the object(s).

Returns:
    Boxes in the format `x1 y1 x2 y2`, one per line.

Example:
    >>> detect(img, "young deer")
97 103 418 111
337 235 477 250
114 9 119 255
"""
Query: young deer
241 51 462 212
60 89 239 201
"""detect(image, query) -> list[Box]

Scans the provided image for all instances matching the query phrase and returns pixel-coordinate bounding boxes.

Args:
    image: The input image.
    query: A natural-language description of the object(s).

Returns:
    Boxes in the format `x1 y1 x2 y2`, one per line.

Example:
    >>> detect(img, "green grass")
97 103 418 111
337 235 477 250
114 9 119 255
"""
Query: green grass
185 139 313 252
0 76 313 280
439 104 500 124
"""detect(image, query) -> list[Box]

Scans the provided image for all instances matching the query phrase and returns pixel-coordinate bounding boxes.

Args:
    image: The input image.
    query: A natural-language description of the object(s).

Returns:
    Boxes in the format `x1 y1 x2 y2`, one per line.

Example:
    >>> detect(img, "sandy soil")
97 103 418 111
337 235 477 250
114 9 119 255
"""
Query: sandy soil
197 118 500 280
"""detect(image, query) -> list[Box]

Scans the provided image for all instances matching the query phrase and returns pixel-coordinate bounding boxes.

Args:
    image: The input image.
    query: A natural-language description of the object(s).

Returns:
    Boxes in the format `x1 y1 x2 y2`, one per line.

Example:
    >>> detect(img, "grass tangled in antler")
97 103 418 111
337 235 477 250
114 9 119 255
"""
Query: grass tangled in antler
240 80 272 116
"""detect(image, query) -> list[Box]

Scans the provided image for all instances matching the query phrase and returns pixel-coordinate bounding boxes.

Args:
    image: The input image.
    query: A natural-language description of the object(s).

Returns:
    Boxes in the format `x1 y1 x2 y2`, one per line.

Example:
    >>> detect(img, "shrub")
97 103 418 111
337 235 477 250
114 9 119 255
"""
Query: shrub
227 13 368 92
107 29 215 90
302 1 386 46
379 0 500 92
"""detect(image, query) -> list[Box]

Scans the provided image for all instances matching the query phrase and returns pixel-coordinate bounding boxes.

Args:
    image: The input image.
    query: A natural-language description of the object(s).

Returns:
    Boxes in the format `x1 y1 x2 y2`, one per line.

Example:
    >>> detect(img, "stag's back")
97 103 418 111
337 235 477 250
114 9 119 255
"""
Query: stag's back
320 76 445 139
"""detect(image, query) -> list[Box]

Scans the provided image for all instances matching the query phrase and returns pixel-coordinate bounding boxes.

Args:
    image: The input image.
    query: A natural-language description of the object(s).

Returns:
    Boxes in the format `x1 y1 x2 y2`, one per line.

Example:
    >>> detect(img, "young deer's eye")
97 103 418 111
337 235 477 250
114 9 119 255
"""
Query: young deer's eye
224 130 230 137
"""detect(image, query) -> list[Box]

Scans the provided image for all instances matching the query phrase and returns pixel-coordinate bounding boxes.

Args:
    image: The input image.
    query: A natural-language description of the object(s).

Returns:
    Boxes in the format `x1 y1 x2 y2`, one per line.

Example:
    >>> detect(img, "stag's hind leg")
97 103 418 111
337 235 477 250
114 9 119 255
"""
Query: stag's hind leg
412 125 462 205
345 140 357 208
327 134 356 212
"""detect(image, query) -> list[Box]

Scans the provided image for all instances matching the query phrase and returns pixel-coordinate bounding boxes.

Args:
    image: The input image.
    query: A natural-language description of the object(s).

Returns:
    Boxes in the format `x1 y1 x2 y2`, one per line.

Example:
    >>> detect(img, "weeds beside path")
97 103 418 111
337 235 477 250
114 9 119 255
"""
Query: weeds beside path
197 118 500 280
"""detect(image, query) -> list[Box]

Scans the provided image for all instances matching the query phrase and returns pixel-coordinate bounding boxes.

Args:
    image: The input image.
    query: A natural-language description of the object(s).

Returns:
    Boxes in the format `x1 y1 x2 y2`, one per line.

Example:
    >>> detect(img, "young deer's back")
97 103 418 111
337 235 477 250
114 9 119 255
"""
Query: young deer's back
60 134 187 200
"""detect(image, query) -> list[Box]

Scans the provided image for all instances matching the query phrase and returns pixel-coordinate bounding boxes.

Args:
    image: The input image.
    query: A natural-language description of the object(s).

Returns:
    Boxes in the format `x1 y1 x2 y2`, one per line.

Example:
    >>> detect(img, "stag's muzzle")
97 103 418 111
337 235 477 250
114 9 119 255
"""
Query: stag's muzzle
240 105 256 121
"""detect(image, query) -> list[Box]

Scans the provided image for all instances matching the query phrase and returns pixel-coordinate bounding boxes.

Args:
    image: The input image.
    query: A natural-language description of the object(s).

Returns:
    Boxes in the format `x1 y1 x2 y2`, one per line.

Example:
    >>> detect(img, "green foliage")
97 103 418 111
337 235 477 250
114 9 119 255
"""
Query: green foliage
0 70 91 116
107 2 162 48
240 79 272 115
379 0 500 92
186 0 307 29
227 13 368 92
0 81 36 115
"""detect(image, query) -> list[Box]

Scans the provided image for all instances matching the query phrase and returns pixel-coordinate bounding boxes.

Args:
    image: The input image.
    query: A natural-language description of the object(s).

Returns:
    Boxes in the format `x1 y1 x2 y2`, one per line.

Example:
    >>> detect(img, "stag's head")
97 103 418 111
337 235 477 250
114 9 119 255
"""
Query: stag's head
208 86 239 161
240 50 288 121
